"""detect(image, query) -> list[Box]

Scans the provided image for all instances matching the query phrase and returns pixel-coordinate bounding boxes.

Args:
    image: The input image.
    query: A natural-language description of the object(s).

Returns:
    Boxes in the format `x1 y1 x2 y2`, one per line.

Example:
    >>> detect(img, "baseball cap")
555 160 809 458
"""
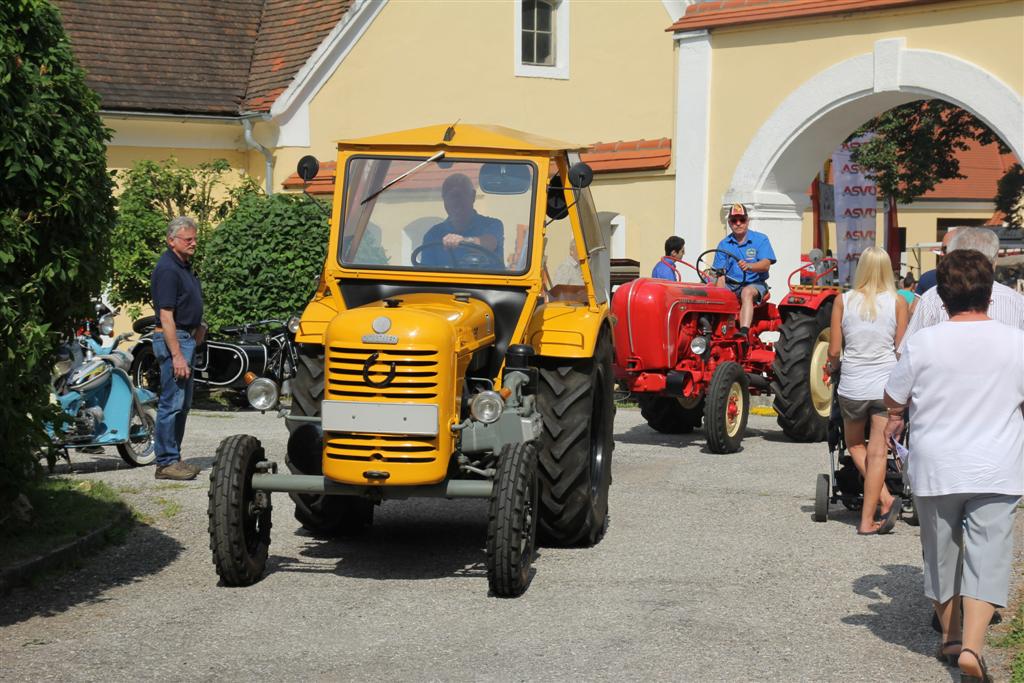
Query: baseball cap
728 203 748 219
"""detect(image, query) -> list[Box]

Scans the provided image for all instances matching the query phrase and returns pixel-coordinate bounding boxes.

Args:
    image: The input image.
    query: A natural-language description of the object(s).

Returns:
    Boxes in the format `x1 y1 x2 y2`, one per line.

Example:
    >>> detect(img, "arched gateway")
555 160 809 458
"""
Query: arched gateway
670 1 1024 279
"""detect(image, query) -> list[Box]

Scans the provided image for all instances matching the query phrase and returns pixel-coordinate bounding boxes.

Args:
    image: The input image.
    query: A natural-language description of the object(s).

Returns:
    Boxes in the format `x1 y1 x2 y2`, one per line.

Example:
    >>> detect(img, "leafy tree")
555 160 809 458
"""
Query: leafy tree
201 193 329 331
850 100 1008 205
994 163 1023 226
0 0 116 508
108 158 255 309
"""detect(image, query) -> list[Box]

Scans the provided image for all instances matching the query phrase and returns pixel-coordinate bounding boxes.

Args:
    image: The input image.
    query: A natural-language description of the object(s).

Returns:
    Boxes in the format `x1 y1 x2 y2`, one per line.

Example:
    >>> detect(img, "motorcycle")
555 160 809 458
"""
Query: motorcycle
47 308 159 467
129 316 298 402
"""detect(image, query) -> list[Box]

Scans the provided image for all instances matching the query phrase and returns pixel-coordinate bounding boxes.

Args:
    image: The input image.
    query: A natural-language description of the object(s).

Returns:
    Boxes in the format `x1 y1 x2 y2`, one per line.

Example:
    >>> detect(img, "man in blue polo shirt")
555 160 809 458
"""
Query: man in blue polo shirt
713 203 776 338
651 235 685 281
420 173 504 268
150 216 206 480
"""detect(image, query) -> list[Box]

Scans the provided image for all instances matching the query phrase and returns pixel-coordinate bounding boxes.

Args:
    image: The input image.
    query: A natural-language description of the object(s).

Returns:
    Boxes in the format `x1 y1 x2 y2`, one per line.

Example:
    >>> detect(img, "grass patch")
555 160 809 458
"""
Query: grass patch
992 585 1024 681
0 479 130 569
155 482 188 491
751 406 778 417
156 497 182 519
117 485 142 495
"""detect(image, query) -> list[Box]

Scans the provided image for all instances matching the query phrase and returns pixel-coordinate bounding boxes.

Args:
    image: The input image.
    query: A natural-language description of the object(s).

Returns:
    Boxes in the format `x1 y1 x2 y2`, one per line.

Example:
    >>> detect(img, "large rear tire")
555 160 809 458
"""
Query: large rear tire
772 303 833 442
704 361 750 454
535 333 615 547
638 395 703 434
208 434 272 586
486 442 538 598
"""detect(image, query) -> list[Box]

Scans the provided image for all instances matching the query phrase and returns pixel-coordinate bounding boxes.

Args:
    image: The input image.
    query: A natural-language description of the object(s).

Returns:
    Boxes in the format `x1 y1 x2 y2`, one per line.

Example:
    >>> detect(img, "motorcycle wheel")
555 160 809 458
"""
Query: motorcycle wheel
117 405 158 466
130 343 162 394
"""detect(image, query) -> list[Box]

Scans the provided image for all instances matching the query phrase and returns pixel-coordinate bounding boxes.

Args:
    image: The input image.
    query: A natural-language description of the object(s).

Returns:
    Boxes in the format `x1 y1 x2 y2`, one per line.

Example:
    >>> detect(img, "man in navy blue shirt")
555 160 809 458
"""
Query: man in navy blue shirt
713 204 776 337
420 173 503 268
150 216 206 480
651 235 685 281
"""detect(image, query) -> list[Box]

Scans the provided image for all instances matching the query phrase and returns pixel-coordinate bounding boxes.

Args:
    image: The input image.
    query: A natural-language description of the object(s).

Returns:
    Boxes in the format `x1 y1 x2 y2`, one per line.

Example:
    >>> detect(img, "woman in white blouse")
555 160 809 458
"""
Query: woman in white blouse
884 249 1024 682
827 246 909 534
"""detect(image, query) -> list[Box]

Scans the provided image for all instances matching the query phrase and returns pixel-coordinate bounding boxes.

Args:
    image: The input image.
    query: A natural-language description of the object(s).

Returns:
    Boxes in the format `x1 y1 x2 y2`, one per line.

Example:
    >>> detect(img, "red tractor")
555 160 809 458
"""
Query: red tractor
612 249 839 453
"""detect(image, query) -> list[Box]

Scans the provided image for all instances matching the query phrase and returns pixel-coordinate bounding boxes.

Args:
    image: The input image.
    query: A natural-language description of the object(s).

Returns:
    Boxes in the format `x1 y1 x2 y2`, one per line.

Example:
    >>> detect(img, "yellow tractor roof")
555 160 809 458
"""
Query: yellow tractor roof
337 123 585 153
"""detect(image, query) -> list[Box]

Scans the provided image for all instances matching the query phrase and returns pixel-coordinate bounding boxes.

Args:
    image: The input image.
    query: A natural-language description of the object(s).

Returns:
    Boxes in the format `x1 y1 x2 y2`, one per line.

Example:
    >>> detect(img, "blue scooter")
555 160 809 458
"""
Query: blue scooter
48 325 160 468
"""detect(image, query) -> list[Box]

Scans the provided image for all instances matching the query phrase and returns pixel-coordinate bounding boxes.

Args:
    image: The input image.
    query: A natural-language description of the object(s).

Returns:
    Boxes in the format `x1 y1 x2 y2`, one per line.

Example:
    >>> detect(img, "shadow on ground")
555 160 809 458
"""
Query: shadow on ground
842 564 940 661
0 522 184 628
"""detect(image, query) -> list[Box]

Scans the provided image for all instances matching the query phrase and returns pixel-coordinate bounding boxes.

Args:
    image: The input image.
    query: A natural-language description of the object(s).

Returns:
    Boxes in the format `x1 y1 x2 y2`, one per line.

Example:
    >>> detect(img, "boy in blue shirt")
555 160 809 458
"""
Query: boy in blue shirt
652 235 685 281
713 203 776 337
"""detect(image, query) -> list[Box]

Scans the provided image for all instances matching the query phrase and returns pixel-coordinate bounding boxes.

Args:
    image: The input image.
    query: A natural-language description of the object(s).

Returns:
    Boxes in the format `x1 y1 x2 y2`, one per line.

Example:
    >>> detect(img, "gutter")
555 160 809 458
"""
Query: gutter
242 118 274 195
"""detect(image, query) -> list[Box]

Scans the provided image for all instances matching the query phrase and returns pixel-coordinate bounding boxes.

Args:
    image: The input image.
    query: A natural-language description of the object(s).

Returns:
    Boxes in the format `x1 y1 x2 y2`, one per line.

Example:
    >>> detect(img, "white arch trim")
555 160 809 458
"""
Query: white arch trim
727 39 1024 207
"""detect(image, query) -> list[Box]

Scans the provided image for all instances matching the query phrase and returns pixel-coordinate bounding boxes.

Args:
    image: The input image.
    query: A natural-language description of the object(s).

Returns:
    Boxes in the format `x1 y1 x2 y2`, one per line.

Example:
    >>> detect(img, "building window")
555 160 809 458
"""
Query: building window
522 1 555 66
514 0 569 80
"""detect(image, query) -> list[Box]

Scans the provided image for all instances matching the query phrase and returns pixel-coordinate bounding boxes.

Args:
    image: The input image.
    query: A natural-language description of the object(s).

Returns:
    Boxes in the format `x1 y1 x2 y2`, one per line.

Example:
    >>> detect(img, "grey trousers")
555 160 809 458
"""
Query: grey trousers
915 492 1020 607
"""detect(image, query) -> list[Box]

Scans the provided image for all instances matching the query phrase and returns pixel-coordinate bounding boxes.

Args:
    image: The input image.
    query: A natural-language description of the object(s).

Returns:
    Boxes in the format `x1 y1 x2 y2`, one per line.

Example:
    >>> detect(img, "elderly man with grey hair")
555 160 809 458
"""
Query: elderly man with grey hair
899 227 1024 354
149 216 206 480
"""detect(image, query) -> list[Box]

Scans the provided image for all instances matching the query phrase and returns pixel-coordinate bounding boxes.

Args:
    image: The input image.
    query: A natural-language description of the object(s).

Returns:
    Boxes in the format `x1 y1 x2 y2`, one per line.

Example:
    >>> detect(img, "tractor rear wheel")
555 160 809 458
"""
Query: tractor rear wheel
772 303 833 442
535 334 615 547
286 345 375 536
704 361 750 453
638 395 704 434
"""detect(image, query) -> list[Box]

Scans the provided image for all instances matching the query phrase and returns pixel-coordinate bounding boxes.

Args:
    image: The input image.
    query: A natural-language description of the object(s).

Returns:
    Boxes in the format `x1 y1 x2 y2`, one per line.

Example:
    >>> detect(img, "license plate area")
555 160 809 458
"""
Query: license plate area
321 400 439 436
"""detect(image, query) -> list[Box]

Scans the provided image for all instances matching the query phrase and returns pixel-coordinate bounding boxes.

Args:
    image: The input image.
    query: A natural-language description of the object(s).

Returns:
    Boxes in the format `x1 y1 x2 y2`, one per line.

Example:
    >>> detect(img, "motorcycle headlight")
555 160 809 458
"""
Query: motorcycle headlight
287 316 301 334
247 377 280 411
98 314 115 337
689 335 709 356
470 390 504 424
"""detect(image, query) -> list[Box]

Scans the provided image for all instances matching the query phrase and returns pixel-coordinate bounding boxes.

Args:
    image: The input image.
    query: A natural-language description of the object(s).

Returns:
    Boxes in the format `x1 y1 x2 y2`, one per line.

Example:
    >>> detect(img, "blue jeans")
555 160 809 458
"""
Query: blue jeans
153 331 195 466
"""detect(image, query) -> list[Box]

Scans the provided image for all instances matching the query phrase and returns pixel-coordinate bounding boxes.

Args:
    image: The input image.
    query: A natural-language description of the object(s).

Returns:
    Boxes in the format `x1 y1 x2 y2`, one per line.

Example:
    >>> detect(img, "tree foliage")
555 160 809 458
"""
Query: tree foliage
850 100 1008 205
108 158 255 308
0 0 116 507
994 163 1023 226
201 193 329 331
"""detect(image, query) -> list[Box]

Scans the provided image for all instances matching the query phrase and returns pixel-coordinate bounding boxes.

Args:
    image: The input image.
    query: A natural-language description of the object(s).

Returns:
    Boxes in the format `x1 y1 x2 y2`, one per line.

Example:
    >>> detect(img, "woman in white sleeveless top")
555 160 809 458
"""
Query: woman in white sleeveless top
827 247 909 534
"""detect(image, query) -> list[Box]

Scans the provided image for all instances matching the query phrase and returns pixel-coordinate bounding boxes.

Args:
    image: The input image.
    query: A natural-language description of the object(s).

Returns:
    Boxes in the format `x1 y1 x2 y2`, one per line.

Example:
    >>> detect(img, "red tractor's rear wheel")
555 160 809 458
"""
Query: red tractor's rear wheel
638 395 704 434
771 303 834 442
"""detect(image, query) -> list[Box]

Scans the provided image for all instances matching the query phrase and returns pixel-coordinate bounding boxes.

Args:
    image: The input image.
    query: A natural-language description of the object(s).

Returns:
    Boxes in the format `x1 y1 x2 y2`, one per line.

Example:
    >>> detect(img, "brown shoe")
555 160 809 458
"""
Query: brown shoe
154 461 199 481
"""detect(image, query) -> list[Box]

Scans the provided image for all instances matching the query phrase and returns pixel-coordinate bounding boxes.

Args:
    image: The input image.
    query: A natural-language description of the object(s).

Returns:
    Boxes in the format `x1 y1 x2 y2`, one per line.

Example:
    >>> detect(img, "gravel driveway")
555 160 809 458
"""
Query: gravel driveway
1 407 1018 681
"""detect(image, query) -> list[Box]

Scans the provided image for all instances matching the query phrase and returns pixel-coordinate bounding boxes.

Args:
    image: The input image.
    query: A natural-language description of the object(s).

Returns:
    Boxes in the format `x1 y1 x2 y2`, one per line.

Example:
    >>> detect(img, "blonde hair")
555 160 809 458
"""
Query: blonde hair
852 246 897 321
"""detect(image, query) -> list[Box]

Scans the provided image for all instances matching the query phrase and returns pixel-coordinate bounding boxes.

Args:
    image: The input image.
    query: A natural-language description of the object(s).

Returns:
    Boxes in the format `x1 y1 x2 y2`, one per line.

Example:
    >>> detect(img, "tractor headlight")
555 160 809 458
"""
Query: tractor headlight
287 316 301 334
470 390 504 424
98 313 115 337
247 377 280 411
689 335 709 356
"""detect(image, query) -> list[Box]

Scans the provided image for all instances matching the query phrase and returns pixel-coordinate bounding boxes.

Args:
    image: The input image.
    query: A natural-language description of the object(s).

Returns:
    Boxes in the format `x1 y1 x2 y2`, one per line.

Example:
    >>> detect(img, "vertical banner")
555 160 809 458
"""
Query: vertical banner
832 136 878 286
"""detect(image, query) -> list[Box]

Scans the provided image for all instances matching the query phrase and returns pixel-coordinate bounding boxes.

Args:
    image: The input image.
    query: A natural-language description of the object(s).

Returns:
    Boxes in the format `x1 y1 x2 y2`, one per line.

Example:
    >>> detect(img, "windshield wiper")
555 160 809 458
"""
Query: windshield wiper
360 151 446 205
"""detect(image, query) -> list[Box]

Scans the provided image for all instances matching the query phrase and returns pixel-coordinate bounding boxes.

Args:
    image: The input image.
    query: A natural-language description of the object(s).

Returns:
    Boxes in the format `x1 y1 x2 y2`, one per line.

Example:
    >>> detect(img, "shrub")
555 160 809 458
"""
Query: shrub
201 193 329 331
108 158 254 310
0 0 116 509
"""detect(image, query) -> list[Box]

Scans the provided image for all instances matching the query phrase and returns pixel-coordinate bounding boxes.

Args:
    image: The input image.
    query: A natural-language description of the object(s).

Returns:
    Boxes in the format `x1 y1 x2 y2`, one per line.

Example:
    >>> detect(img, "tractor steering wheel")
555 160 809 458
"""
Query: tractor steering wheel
695 249 745 287
411 240 505 270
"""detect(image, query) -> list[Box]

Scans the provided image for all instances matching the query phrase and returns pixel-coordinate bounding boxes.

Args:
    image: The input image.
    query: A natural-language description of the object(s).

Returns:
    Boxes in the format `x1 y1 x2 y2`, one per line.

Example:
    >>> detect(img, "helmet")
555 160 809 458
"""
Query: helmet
67 359 111 393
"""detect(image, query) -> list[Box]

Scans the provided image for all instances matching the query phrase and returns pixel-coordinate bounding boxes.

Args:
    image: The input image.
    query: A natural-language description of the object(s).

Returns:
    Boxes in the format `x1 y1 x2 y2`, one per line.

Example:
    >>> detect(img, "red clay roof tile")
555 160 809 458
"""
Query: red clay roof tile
668 0 956 32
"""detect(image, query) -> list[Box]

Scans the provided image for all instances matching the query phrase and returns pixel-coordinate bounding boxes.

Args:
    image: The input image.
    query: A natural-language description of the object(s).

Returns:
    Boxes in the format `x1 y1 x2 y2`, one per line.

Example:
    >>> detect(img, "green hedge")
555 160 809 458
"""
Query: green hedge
201 193 329 331
0 0 115 508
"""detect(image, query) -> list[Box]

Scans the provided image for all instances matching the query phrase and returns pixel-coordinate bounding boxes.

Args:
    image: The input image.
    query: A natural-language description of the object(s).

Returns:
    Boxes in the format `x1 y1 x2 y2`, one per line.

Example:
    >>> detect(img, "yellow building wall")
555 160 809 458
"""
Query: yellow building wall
590 173 677 275
705 0 1023 248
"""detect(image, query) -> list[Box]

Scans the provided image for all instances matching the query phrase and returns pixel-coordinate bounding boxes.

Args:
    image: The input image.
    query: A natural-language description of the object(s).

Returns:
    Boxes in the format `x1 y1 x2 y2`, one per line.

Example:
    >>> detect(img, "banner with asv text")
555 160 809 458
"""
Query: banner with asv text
832 135 878 286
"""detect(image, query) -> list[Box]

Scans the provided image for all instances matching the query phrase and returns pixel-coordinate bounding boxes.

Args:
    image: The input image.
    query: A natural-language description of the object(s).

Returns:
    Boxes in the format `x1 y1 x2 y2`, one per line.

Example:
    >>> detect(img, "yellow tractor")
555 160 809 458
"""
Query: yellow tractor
208 124 615 597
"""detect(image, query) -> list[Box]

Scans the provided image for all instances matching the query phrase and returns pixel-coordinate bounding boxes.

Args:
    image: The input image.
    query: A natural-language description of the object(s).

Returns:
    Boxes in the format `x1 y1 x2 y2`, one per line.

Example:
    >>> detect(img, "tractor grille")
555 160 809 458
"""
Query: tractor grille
325 433 437 463
326 345 440 400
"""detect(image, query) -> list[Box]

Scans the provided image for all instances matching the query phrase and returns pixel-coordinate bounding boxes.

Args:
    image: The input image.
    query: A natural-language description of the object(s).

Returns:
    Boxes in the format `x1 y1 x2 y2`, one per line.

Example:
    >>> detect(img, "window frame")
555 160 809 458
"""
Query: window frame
513 0 570 80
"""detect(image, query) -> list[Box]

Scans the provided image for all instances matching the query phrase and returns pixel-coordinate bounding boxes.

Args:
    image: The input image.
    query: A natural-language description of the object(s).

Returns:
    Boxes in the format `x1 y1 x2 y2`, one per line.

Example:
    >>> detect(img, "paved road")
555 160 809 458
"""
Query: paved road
2 407 1018 681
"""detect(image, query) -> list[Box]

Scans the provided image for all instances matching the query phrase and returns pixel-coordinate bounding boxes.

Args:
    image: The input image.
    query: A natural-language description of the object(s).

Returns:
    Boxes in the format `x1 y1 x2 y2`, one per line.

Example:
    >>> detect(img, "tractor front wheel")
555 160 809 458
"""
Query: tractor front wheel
208 434 272 586
772 304 833 442
704 361 750 454
535 334 615 547
638 395 704 434
486 442 538 598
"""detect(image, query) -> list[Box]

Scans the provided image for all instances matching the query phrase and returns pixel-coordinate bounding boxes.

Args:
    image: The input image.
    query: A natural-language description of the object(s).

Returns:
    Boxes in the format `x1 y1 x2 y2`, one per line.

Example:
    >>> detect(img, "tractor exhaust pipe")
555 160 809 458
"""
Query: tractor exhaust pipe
251 474 493 499
746 373 771 391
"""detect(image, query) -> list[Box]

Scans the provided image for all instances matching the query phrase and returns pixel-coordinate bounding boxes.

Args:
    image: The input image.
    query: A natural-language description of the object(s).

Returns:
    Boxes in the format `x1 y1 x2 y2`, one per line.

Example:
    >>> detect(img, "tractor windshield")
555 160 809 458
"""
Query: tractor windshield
338 156 537 275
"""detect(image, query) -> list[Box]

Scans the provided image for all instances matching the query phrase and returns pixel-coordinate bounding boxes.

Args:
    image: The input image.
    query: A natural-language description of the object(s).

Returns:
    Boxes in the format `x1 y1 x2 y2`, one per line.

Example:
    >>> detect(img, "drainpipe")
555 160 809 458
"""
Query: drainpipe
242 118 274 195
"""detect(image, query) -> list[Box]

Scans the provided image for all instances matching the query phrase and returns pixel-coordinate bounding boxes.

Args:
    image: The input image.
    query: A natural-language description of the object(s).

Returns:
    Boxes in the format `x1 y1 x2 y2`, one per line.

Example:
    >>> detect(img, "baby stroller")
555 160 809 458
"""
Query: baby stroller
813 385 918 526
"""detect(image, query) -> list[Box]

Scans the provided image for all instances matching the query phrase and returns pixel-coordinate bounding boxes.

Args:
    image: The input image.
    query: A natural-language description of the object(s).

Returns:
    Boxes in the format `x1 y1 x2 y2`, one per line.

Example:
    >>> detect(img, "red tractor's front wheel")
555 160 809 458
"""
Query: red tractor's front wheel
771 303 834 442
704 362 750 454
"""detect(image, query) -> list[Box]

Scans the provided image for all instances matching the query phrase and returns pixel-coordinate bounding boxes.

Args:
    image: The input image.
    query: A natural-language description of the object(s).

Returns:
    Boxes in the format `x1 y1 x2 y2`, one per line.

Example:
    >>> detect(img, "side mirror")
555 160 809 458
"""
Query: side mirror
568 162 593 189
297 155 320 182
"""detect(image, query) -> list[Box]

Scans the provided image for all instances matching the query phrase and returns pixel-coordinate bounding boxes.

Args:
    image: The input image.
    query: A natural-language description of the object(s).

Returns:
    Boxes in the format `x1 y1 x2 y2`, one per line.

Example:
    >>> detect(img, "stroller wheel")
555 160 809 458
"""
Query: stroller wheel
813 474 829 522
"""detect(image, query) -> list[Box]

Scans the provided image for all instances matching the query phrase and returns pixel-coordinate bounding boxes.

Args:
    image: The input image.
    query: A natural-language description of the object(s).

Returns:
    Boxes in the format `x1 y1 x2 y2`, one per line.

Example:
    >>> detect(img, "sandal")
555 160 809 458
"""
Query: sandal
877 496 901 535
934 640 961 666
958 648 992 683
